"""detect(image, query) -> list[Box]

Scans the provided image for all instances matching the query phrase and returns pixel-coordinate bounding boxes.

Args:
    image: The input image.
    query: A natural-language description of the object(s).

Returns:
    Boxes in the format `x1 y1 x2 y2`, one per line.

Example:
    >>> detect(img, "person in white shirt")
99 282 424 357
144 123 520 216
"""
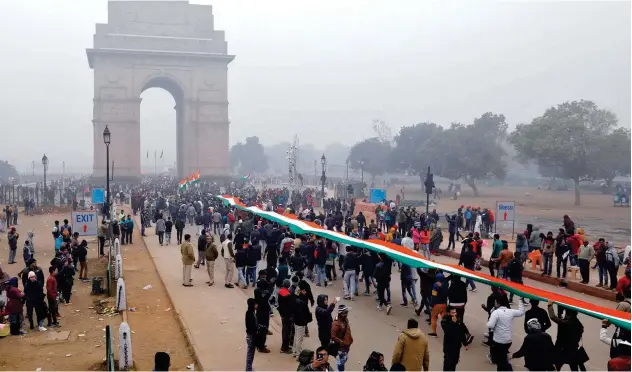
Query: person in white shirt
401 232 415 251
486 294 525 371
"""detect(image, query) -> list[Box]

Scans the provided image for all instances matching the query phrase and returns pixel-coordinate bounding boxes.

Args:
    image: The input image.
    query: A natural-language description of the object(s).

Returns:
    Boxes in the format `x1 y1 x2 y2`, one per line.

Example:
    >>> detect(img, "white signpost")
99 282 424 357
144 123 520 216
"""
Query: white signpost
495 201 516 238
71 211 99 236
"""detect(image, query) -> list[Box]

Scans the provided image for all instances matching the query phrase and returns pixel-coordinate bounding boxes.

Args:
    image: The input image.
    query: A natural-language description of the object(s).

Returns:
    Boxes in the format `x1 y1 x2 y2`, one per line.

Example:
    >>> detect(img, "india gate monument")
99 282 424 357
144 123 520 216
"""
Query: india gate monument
87 1 234 180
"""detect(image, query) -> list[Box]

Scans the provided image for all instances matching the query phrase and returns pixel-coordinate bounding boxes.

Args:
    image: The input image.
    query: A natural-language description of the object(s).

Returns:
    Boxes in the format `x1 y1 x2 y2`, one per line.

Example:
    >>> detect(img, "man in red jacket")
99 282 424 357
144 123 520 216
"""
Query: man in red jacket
46 266 60 327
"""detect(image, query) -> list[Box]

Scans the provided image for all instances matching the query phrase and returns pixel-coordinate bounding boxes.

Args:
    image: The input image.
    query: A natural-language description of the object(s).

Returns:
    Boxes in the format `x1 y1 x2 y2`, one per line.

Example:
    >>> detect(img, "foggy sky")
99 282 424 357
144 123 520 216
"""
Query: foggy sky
0 0 629 173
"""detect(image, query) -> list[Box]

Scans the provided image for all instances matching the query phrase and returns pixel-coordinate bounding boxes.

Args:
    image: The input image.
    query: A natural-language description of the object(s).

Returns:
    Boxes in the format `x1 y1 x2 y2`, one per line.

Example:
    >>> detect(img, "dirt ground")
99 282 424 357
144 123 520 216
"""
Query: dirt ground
390 182 631 246
0 211 194 371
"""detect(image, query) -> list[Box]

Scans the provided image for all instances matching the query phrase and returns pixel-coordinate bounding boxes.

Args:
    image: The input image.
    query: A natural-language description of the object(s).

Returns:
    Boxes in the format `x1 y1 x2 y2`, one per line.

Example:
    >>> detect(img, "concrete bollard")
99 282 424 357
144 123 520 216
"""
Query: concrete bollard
116 277 126 312
114 238 121 256
118 321 133 370
115 254 123 280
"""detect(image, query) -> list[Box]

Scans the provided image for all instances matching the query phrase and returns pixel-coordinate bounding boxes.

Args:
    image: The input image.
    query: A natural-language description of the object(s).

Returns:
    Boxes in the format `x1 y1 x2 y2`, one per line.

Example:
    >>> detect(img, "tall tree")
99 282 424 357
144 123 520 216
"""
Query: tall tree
230 136 268 174
438 119 507 196
0 160 18 180
509 100 618 205
348 137 391 182
590 127 631 189
390 122 445 191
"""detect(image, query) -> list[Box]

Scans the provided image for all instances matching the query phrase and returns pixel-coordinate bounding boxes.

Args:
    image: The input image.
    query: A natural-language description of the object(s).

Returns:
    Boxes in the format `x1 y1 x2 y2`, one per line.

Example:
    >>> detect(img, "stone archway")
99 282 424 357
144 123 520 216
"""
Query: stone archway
87 1 234 181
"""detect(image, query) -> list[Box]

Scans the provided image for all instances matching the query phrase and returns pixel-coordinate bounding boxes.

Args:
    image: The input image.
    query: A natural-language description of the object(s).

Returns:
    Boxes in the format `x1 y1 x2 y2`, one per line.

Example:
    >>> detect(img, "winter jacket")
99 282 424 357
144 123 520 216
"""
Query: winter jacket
391 328 430 372
512 332 555 371
343 251 359 272
447 276 468 306
5 283 24 313
515 234 528 254
541 237 556 255
420 231 430 245
373 261 390 283
441 316 468 354
155 218 166 233
523 305 551 333
205 243 219 262
315 294 335 341
293 294 313 326
277 287 295 318
235 248 247 268
246 245 260 267
331 318 354 352
507 258 524 282
431 277 448 306
245 305 258 335
46 274 58 300
180 242 195 265
528 228 542 249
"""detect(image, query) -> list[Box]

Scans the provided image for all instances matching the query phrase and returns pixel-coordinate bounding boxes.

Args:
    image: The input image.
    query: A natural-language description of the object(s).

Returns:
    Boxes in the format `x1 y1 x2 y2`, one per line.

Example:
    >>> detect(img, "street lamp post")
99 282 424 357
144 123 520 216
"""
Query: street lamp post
320 154 327 206
360 159 365 184
103 125 111 219
42 154 48 204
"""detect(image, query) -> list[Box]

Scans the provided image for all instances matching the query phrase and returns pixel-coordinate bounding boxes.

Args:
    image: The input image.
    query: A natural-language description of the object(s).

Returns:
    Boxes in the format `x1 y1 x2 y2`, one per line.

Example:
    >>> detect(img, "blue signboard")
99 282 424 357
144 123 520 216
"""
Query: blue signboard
92 188 105 204
369 188 387 204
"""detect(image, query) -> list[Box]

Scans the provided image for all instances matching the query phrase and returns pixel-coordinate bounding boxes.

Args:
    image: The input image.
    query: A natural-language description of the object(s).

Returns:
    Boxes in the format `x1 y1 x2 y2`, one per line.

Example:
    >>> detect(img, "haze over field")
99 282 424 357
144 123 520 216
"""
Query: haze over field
0 0 629 174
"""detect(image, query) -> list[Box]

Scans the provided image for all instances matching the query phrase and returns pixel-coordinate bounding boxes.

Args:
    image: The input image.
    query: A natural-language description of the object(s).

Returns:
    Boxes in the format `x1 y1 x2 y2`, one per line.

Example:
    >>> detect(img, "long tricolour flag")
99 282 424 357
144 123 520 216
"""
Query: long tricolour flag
215 194 631 330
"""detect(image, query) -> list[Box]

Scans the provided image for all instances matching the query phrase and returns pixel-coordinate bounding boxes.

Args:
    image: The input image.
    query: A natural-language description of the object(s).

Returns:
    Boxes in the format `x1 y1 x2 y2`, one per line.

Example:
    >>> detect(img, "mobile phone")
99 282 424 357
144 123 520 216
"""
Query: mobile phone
317 354 324 361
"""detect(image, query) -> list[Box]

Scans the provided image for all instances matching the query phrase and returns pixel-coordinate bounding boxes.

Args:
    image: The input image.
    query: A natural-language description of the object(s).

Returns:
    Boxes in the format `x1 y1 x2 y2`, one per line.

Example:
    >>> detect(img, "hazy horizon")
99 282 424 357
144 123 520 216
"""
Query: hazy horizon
0 0 629 173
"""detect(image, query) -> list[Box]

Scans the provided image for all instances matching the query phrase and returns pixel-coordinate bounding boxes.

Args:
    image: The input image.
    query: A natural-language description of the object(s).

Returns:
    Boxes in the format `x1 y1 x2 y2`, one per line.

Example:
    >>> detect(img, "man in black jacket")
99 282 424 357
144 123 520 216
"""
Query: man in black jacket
523 300 551 333
254 272 272 353
293 282 313 358
245 298 258 371
277 279 295 354
511 318 555 371
442 306 472 371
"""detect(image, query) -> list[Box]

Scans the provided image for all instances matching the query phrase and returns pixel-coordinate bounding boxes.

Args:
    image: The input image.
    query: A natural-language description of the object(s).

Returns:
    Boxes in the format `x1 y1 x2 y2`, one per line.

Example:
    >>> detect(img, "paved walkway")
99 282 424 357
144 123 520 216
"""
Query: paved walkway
137 217 613 371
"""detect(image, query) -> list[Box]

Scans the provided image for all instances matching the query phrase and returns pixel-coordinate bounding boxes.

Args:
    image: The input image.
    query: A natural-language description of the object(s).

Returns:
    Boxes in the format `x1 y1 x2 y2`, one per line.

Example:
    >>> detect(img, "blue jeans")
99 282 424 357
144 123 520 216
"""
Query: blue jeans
543 253 553 275
401 279 417 305
237 267 247 286
245 334 255 371
464 265 476 290
363 273 377 294
556 255 568 279
343 270 356 297
337 350 349 371
246 266 257 286
316 265 327 285
598 263 609 286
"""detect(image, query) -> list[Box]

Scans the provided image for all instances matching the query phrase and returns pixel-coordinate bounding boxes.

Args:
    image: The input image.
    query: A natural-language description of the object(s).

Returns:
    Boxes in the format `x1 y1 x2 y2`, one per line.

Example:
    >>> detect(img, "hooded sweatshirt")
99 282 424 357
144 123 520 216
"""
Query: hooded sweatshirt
245 298 258 335
315 294 335 343
391 328 430 372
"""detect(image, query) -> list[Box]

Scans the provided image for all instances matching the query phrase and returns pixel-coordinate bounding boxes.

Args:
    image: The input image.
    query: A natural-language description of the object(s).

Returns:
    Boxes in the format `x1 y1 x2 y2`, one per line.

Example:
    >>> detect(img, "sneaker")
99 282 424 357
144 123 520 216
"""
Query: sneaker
53 323 61 328
363 292 371 296
225 284 235 288
596 283 603 287
258 347 271 353
400 303 408 307
377 305 383 311
428 332 438 337
38 326 47 332
487 354 493 364
386 305 392 315
469 288 477 292
280 349 292 354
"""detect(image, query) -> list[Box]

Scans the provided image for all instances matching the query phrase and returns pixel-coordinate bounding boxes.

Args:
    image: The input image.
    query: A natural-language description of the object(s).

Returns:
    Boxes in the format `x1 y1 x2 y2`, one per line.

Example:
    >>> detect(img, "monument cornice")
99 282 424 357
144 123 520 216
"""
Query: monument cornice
87 48 235 68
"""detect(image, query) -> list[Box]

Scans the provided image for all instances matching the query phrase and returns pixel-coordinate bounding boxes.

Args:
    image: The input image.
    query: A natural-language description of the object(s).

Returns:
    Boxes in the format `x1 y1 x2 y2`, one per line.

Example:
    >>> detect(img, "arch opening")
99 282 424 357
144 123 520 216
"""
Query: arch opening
140 77 185 178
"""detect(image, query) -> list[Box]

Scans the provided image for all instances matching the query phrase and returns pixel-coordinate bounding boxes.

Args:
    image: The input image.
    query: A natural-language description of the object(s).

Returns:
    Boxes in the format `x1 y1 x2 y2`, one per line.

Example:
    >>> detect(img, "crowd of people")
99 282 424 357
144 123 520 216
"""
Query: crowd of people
135 181 631 372
2 177 630 371
1 215 89 335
